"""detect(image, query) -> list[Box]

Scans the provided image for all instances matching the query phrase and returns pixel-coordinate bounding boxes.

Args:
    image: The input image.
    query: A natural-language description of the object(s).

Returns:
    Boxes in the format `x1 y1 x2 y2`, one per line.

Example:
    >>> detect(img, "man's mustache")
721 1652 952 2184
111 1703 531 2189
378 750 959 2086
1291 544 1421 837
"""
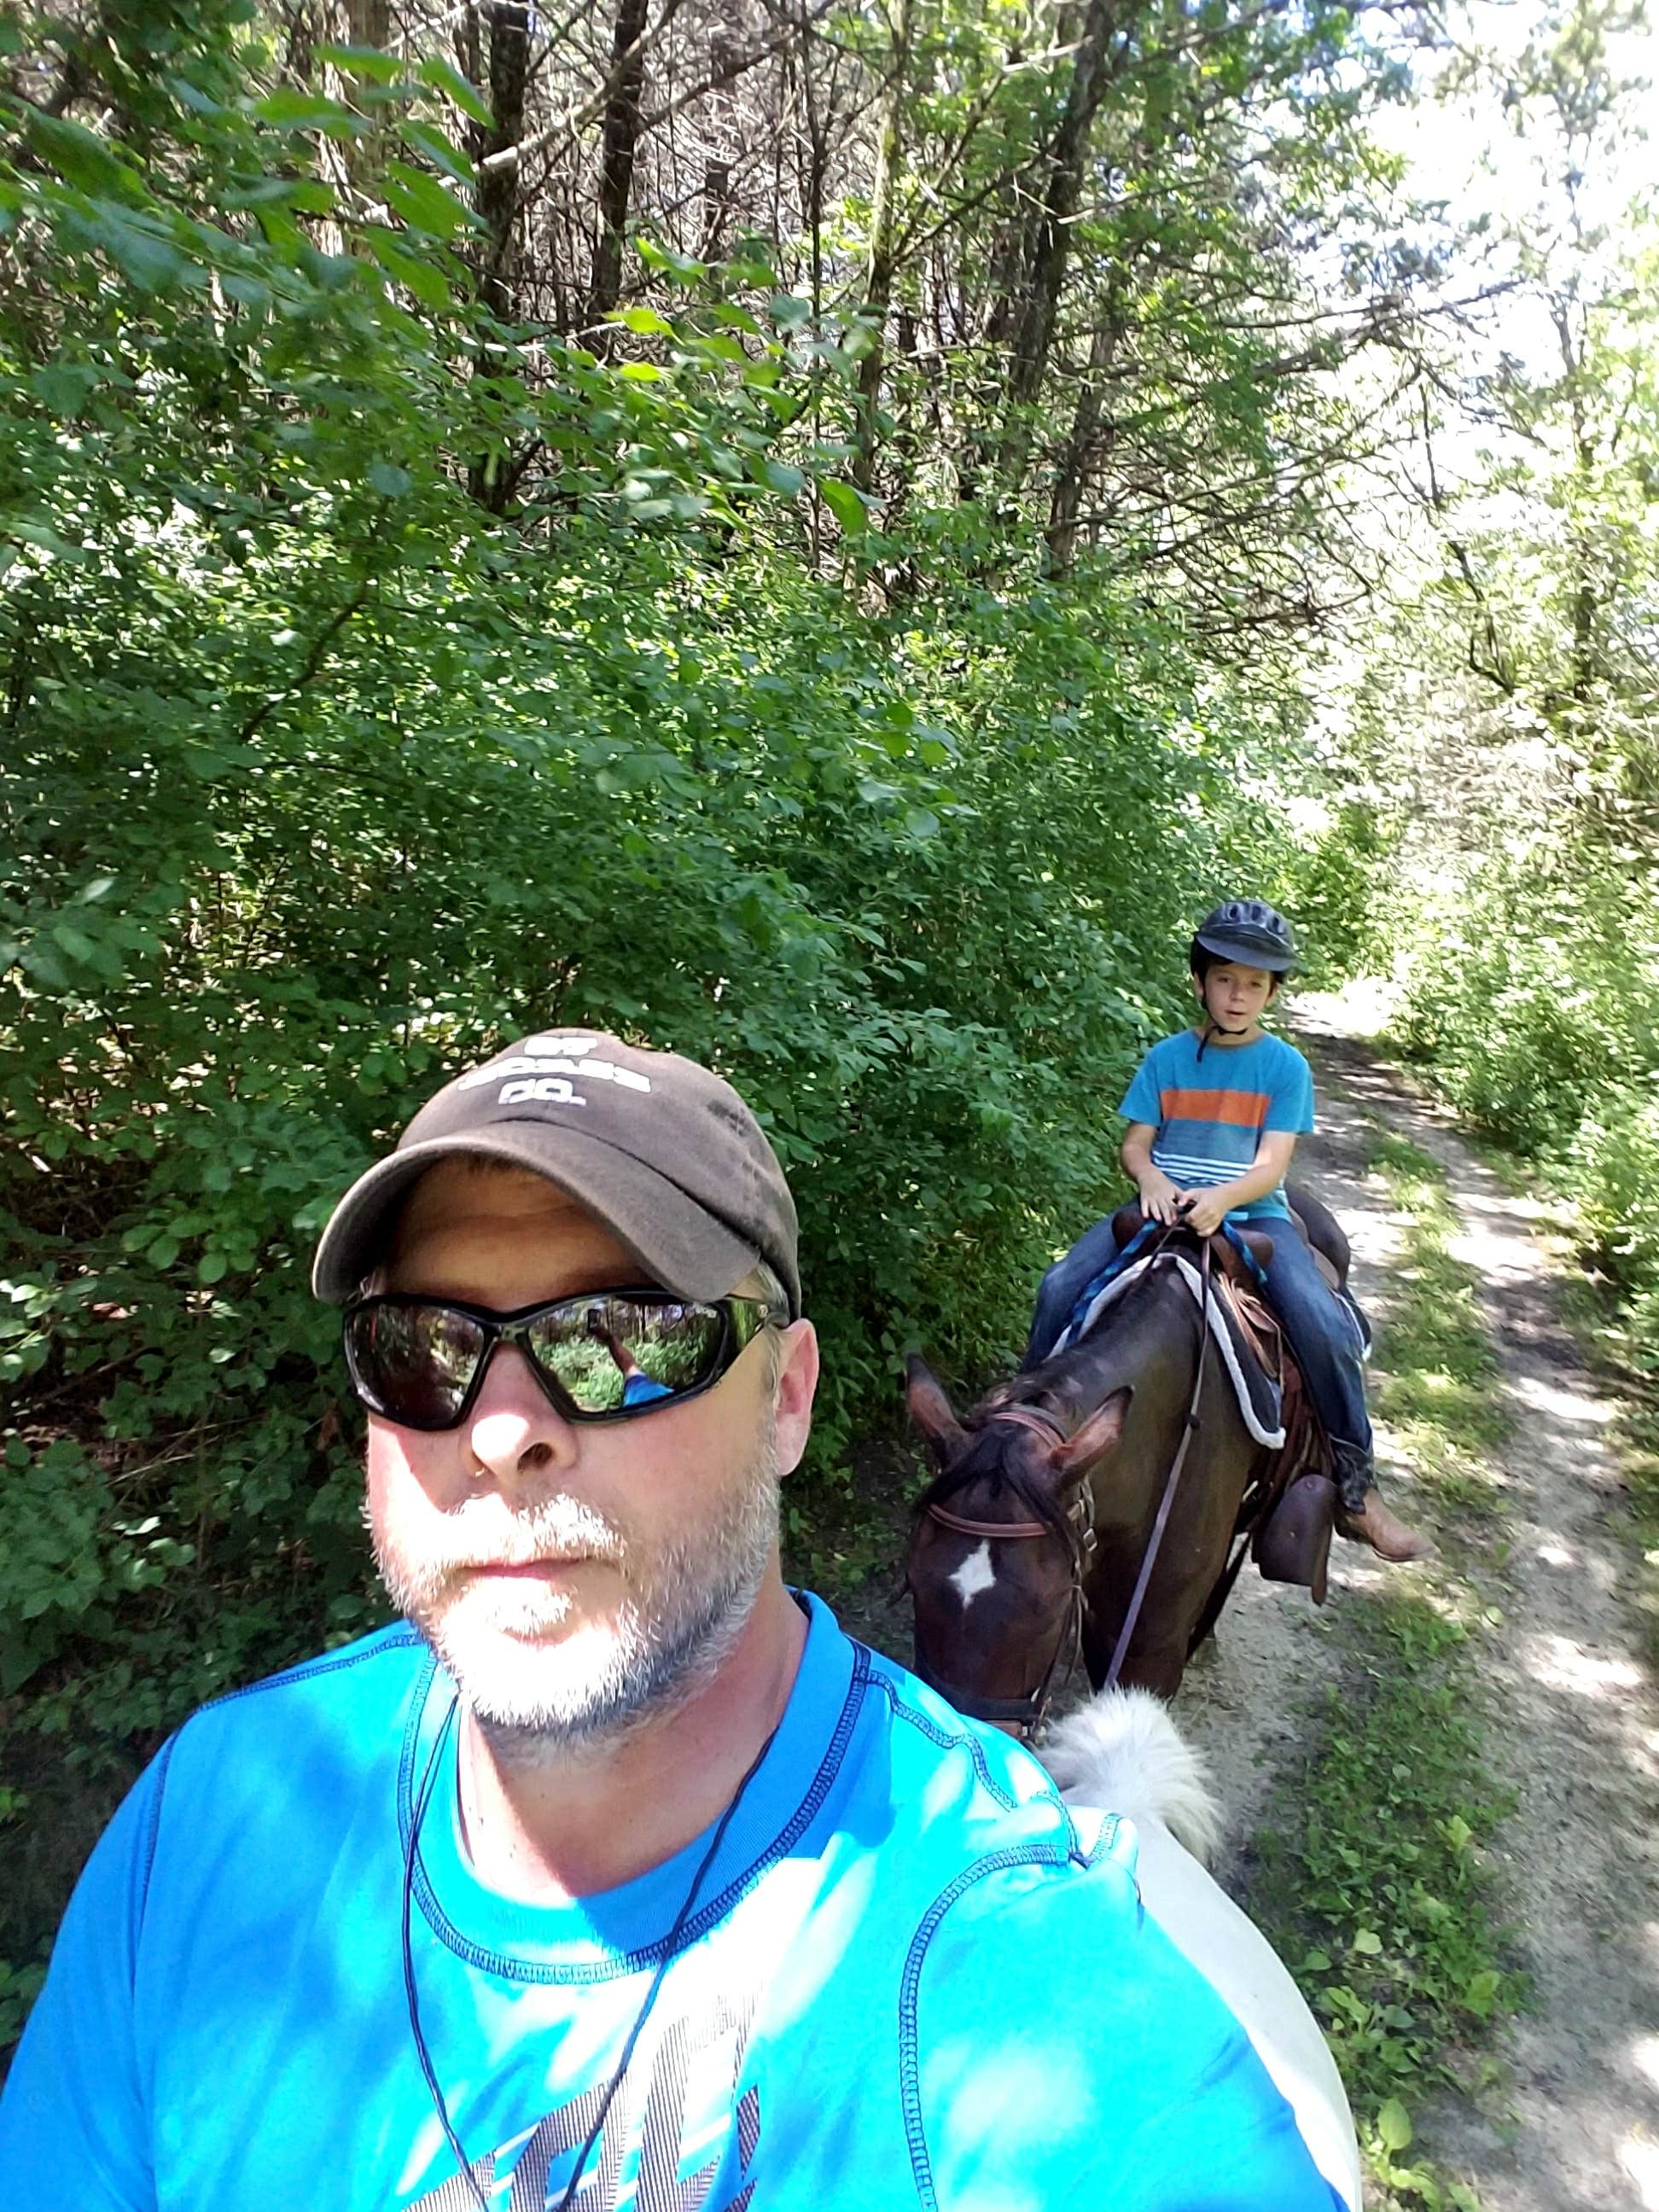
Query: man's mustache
368 1493 629 1572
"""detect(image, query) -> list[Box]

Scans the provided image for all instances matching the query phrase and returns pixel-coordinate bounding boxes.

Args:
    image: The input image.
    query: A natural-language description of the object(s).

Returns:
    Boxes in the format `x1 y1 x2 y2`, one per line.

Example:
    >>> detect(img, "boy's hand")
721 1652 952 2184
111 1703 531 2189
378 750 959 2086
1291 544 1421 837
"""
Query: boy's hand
1176 1189 1229 1238
1137 1171 1184 1225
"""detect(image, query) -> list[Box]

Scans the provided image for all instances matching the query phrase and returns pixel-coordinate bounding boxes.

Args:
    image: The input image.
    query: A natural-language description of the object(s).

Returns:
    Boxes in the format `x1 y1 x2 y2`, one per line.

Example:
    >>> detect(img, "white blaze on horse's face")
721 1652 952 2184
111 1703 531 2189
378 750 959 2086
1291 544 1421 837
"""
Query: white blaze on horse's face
948 1540 998 1608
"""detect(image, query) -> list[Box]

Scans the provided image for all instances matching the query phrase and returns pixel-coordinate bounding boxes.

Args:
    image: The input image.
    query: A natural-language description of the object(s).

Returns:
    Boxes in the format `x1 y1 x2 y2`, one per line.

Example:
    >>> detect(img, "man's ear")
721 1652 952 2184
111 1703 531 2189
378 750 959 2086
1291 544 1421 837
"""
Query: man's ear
905 1356 965 1460
771 1320 819 1478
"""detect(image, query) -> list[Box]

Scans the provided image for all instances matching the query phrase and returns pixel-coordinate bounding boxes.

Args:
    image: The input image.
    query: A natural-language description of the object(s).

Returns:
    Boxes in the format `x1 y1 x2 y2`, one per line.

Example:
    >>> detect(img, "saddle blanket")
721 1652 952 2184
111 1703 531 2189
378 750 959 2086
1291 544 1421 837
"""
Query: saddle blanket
1052 1252 1287 1450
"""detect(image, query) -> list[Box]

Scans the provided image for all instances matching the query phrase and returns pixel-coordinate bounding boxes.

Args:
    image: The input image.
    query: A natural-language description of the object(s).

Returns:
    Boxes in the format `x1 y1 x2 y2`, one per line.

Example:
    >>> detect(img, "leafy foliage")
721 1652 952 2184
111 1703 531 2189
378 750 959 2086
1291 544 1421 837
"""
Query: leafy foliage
0 0 1297 2042
1254 1600 1520 2212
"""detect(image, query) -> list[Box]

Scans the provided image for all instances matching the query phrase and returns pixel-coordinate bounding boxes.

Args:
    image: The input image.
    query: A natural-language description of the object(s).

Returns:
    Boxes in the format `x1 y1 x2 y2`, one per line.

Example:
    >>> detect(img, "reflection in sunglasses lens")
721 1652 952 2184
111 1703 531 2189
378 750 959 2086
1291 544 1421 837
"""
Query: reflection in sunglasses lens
348 1292 743 1429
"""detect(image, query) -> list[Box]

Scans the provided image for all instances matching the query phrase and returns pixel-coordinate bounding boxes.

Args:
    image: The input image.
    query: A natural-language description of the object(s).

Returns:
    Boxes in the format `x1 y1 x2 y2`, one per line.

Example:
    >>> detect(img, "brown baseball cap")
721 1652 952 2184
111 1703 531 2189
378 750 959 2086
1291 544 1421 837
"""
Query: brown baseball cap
311 1031 800 1315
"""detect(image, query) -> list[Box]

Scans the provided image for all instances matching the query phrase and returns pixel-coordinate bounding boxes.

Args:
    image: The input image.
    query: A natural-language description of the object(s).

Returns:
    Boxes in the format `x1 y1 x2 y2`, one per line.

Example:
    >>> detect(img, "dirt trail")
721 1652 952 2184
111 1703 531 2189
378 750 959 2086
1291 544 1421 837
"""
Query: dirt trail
1289 1016 1659 2212
1185 1009 1659 2212
833 1008 1659 2209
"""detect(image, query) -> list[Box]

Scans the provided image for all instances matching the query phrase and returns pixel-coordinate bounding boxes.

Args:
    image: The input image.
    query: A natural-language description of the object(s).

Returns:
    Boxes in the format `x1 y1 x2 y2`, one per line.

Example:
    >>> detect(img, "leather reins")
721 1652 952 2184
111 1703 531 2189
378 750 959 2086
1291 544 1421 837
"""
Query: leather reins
1102 1236 1213 1688
918 1231 1216 1736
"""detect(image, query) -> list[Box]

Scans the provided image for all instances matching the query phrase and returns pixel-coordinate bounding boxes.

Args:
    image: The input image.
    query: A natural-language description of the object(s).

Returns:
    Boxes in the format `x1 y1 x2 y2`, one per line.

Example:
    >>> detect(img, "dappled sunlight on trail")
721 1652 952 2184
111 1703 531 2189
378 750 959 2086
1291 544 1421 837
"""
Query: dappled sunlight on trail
1295 1004 1659 2212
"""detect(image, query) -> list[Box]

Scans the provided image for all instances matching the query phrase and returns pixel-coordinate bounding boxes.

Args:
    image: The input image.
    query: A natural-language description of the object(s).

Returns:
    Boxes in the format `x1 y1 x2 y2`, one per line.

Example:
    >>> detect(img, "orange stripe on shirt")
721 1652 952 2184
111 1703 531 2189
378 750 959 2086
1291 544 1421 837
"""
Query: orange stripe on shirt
1161 1086 1269 1129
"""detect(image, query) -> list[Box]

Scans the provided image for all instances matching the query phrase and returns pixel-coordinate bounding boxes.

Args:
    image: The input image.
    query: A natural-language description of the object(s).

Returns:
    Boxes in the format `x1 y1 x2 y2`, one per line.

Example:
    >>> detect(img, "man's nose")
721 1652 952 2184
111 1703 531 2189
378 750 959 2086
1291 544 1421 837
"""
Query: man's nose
466 1343 577 1481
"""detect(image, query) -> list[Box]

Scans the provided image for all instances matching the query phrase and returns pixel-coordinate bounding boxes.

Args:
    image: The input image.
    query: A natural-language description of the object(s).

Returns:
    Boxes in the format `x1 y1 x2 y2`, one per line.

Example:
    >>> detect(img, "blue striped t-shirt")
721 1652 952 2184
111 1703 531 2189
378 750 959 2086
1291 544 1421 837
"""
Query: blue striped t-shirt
1120 1029 1313 1222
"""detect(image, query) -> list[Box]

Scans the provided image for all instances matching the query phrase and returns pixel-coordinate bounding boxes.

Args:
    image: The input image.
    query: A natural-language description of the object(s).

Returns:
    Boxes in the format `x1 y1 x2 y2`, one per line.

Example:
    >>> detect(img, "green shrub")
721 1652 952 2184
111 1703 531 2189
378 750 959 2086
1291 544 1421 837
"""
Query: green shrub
1388 858 1659 1366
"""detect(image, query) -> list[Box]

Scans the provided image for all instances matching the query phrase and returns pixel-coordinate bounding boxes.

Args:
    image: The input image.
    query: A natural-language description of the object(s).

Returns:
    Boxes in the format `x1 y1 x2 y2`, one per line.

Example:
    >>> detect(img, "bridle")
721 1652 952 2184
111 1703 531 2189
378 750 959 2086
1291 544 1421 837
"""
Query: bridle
915 1406 1097 1739
912 1236 1215 1739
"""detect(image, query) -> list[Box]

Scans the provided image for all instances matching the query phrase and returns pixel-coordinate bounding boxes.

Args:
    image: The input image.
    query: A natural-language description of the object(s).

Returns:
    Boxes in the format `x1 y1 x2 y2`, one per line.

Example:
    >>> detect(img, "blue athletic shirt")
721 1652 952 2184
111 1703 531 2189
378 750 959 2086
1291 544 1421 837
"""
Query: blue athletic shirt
1120 1030 1314 1222
0 1594 1342 2211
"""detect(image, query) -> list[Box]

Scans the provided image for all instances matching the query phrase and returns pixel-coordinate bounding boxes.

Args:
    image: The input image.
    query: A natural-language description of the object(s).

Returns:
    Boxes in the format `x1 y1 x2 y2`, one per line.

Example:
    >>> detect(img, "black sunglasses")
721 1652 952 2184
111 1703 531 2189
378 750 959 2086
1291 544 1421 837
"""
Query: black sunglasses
342 1287 786 1434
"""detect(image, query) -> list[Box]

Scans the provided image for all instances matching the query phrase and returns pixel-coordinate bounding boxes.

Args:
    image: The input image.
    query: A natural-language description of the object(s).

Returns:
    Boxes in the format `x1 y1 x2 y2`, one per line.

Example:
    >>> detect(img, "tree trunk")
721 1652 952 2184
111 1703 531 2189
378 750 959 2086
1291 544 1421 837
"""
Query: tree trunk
999 0 1120 488
586 0 652 335
346 0 390 48
852 0 916 494
475 2 530 323
1045 315 1119 573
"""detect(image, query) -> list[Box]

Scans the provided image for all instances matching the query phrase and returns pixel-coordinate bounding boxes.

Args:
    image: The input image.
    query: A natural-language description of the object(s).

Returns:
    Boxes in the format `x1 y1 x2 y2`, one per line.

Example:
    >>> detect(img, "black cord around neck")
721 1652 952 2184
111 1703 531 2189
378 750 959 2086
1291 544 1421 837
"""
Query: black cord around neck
400 1690 782 2212
402 1694 484 2209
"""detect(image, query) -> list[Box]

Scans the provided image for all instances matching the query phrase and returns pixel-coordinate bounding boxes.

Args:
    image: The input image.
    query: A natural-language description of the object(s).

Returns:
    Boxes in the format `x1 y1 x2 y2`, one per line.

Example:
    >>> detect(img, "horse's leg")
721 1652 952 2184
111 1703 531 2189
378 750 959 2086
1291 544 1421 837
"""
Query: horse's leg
1079 1594 1191 1700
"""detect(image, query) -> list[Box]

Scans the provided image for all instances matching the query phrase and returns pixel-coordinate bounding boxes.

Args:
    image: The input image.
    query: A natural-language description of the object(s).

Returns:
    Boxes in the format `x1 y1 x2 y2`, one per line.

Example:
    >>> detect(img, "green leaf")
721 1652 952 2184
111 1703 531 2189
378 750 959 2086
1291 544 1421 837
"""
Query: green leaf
369 459 413 498
317 43 408 83
51 922 96 963
418 55 493 126
1464 1969 1501 2017
27 112 137 200
19 942 70 992
755 458 805 496
636 238 706 284
255 88 356 130
820 479 867 536
1301 1948 1332 1974
9 519 85 562
29 363 99 416
382 161 477 241
169 76 225 116
1377 2098 1412 2152
95 210 189 291
218 271 271 312
620 361 667 382
399 119 476 184
1351 1928 1383 1956
364 229 455 312
615 305 676 336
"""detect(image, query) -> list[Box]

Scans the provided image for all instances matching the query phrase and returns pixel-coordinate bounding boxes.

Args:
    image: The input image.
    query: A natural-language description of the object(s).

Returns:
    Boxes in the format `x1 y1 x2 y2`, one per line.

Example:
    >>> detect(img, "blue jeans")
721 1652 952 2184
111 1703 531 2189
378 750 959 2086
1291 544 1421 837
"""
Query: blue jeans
1023 1216 1130 1370
1023 1212 1371 1454
1252 1220 1371 1454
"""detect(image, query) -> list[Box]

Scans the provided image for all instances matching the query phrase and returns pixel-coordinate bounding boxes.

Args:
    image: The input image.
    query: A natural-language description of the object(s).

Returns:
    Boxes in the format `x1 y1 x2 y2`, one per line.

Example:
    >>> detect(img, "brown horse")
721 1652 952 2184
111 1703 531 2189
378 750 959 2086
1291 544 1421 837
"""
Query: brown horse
904 1228 1270 1721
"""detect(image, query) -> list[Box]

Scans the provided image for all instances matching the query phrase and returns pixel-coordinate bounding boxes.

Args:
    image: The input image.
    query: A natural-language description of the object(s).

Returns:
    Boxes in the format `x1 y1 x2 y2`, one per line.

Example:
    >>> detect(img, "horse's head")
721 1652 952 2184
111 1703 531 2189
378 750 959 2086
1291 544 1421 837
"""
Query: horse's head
903 1355 1129 1738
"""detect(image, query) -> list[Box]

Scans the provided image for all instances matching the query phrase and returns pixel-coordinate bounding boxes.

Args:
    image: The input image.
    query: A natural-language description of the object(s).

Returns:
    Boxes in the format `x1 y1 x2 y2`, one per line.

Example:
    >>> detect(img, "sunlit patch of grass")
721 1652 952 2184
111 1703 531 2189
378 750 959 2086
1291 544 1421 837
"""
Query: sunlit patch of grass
1365 1131 1509 1524
1250 1595 1526 2210
1381 1423 1508 1522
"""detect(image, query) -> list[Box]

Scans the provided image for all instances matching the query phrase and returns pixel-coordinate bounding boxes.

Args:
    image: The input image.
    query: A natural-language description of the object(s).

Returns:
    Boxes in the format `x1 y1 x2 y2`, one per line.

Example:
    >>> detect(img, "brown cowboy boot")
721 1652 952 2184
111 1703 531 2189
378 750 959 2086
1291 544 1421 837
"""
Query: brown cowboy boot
1331 1444 1432 1562
1336 1487 1434 1562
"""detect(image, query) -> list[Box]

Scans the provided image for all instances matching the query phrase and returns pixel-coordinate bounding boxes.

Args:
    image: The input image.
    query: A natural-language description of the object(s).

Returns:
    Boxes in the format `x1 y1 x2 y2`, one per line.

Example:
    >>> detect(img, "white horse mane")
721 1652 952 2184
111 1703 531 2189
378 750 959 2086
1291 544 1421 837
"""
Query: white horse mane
1039 1685 1225 1867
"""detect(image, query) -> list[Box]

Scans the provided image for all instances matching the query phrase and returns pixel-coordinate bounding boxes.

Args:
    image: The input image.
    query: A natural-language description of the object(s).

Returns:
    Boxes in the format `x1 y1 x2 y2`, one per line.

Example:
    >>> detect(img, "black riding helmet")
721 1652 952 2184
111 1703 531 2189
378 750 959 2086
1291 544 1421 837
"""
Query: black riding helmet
1189 899 1298 976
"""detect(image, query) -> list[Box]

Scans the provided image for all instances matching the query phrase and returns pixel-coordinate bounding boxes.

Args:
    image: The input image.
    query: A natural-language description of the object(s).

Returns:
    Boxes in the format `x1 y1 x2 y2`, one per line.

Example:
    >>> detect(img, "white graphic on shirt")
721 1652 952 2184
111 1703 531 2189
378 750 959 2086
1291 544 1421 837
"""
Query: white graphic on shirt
402 1991 758 2212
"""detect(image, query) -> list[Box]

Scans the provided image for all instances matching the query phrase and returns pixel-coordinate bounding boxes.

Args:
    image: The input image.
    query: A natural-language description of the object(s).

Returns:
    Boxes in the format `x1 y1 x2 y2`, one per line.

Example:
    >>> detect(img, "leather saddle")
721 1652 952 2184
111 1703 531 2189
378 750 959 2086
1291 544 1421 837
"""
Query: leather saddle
1109 1180 1348 1284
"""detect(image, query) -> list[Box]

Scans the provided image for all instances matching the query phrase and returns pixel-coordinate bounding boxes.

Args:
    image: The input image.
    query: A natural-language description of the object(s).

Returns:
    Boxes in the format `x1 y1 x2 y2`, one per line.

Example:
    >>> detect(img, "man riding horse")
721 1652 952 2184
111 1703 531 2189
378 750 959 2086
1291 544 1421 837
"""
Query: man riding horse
1026 899 1428 1563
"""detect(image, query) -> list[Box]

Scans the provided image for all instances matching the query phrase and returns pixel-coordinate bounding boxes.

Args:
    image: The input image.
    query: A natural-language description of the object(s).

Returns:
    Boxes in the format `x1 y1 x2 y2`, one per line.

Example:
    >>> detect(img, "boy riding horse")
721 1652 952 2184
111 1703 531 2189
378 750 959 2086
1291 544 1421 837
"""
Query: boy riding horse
1027 899 1428 1563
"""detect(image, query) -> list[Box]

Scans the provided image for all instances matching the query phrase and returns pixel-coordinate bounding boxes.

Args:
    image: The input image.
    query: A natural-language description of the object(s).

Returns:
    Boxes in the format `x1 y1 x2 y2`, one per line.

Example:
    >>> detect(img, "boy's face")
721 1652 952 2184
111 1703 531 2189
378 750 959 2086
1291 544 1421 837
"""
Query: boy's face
1193 959 1278 1032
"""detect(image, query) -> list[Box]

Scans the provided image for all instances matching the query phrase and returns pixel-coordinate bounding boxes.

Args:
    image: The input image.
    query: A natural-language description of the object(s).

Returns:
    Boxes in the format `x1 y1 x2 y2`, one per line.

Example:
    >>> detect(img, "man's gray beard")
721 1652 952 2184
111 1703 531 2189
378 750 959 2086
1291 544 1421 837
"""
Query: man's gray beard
370 1430 781 1761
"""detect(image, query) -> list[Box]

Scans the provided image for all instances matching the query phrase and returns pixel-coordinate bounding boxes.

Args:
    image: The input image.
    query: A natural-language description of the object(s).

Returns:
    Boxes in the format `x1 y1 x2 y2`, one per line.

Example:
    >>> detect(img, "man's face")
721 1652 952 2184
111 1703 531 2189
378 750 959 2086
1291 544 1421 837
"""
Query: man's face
364 1161 801 1749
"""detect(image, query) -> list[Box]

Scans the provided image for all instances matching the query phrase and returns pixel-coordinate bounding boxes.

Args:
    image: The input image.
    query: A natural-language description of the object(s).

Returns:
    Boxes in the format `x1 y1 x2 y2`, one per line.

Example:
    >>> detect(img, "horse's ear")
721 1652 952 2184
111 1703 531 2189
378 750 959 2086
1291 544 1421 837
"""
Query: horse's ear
1049 1387 1131 1476
905 1356 965 1458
